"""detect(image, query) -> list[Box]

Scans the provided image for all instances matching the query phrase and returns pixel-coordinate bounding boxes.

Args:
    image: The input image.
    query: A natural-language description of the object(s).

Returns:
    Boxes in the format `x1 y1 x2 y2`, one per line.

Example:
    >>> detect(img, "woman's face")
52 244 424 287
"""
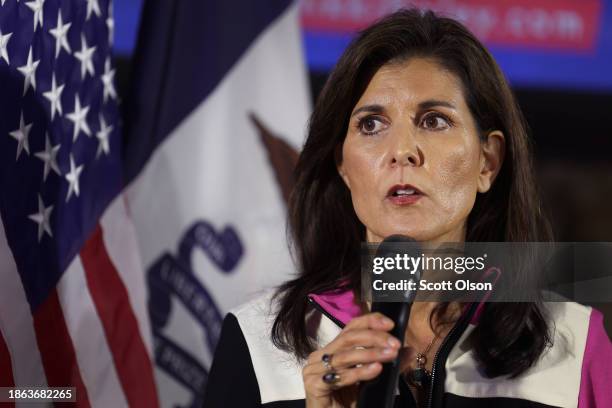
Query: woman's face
338 58 503 243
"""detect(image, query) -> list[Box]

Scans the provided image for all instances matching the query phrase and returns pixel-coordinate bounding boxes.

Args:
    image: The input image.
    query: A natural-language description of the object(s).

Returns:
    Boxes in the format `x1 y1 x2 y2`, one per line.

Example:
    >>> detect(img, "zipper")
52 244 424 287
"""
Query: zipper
307 296 346 329
426 302 478 408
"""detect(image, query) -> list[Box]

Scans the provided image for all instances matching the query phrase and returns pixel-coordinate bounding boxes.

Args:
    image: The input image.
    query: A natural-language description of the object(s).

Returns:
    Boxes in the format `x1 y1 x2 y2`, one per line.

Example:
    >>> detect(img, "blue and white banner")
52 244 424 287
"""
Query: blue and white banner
123 1 310 406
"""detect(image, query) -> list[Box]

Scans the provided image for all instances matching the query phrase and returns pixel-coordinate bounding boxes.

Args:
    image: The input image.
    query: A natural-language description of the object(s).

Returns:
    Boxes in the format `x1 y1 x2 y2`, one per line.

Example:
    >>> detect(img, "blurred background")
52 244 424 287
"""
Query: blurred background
114 0 612 242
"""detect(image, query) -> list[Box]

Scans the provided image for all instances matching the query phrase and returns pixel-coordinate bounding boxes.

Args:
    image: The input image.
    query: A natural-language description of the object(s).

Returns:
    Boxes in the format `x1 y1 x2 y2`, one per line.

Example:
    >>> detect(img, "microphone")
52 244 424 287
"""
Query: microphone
357 235 422 408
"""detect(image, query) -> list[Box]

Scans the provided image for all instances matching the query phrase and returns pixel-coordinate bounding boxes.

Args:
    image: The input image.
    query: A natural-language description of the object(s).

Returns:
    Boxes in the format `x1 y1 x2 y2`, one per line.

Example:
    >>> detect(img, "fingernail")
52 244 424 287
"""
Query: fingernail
388 337 400 348
382 347 394 355
380 317 393 326
368 362 378 369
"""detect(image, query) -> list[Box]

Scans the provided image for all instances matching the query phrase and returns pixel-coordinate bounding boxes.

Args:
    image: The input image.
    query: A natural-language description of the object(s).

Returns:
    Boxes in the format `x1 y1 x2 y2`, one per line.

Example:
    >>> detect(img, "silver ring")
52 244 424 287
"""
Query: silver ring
321 353 334 371
322 371 340 385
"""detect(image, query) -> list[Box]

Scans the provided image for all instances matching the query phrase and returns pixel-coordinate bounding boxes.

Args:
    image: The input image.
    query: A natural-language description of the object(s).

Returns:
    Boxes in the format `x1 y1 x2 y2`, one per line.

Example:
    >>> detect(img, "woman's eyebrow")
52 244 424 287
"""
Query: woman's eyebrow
418 99 457 111
351 100 457 117
351 104 385 117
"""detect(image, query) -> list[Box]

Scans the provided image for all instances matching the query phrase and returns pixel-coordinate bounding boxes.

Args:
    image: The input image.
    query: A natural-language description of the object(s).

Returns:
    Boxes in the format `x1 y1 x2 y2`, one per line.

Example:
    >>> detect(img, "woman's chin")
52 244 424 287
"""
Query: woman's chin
367 227 430 242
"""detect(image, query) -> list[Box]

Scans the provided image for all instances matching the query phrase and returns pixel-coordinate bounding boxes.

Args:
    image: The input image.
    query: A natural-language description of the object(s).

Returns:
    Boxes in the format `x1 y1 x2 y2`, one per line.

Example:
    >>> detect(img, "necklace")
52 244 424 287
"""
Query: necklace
404 334 437 388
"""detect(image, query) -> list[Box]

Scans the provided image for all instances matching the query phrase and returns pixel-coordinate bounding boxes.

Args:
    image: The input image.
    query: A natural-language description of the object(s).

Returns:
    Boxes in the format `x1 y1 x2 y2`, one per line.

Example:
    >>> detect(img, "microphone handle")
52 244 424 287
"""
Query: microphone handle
356 301 412 408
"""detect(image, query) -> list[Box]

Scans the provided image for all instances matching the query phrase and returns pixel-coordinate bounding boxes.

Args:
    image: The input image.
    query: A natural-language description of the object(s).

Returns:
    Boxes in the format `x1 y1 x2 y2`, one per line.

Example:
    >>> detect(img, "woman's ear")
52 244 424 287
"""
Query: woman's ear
478 130 505 193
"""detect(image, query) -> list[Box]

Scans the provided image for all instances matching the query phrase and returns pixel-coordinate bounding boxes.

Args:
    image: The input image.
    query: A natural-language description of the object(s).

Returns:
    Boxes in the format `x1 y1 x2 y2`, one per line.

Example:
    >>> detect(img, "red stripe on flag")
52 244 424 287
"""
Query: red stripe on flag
0 331 14 407
80 224 159 408
33 289 91 407
0 329 15 393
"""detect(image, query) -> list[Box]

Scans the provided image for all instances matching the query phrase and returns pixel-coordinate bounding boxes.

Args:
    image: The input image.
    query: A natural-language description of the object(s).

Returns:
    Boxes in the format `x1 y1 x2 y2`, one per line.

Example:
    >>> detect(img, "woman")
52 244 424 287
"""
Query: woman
203 8 612 408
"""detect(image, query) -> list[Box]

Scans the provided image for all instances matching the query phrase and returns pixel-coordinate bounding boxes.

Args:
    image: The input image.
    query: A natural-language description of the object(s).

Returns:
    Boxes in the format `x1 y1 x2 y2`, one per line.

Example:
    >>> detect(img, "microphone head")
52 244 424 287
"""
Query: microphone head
373 235 422 300
381 234 415 243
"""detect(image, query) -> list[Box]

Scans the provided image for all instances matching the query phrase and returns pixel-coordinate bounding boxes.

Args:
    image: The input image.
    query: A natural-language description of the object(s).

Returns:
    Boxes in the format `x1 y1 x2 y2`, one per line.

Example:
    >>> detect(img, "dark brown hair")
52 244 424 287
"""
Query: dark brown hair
272 8 552 378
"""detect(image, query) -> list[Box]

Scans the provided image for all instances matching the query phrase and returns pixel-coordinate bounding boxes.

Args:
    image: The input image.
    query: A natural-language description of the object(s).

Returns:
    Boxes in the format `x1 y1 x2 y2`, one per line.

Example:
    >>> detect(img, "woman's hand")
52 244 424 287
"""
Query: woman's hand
302 312 401 408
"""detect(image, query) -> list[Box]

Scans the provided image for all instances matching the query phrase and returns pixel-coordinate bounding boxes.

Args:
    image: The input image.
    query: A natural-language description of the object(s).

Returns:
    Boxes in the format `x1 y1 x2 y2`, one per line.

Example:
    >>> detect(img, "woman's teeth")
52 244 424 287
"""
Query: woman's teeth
394 188 416 196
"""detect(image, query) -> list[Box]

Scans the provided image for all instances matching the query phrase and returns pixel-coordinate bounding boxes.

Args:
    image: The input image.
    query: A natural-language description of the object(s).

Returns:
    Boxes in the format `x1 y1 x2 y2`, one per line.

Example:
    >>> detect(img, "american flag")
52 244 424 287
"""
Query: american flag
0 0 159 406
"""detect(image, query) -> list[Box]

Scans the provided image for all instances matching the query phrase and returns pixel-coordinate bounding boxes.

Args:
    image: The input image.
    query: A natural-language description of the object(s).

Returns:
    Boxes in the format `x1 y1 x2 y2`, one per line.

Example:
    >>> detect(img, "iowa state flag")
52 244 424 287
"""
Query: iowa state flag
123 1 310 406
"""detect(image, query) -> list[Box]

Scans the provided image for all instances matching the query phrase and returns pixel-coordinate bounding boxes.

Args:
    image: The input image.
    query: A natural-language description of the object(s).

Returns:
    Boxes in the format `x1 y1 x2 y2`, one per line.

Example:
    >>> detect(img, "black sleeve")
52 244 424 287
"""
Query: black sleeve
203 313 262 407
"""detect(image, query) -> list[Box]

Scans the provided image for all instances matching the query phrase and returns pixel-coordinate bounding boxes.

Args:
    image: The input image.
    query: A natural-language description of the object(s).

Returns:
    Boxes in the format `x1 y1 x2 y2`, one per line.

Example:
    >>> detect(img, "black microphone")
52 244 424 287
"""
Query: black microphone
357 235 422 408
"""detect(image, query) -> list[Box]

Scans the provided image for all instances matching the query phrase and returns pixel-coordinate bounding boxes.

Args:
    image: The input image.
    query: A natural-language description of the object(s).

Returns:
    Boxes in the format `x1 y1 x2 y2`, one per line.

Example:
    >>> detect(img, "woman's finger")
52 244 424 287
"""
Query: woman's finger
303 346 397 377
343 312 395 331
326 328 401 354
306 362 384 397
326 346 398 371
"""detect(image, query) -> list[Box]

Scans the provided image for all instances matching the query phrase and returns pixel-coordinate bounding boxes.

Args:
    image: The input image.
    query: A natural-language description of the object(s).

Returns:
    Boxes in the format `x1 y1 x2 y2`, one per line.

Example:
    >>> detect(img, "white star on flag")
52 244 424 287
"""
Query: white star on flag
0 29 12 65
65 154 84 202
66 95 91 141
25 0 45 31
43 74 65 120
49 10 72 57
106 2 114 44
101 58 117 102
74 34 96 79
96 114 112 158
86 0 101 20
28 194 54 242
17 47 40 95
34 133 61 181
9 112 33 160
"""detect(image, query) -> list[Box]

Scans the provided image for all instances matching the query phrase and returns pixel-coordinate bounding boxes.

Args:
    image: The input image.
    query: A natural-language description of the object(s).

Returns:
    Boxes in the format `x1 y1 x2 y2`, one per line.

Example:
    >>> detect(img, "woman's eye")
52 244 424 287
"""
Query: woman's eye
421 113 451 130
358 117 386 135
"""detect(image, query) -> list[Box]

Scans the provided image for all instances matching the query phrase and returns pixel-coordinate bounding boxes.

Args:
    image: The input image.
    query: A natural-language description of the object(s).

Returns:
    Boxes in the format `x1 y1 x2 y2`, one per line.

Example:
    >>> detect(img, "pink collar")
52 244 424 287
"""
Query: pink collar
308 289 361 326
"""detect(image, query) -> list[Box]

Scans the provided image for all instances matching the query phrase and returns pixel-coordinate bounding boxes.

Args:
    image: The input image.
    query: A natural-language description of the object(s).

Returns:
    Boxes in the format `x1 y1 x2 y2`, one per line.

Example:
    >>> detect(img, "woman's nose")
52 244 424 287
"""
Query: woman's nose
390 129 423 167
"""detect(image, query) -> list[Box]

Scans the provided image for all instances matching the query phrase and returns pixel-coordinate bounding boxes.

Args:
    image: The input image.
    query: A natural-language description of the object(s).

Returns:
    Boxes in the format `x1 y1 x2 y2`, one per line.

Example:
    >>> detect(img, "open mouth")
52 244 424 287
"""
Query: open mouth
387 184 423 197
387 184 424 204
